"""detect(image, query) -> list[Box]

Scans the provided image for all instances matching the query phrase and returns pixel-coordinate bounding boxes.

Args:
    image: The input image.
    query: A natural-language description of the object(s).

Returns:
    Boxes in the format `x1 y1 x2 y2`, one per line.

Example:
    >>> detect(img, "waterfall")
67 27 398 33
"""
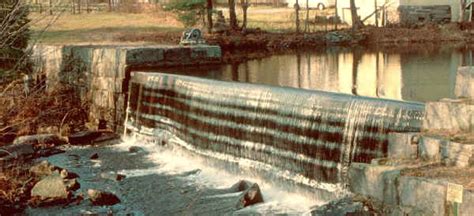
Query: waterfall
125 72 424 187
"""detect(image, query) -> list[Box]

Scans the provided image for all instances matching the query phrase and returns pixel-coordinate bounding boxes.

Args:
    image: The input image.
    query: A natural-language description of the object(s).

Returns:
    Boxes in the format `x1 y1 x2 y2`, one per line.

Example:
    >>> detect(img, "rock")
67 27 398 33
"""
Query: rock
230 180 264 208
30 174 71 206
64 178 80 191
348 163 399 202
128 146 144 153
191 180 264 215
440 141 473 167
13 134 67 146
87 189 121 206
90 153 99 160
398 176 447 216
92 132 119 143
419 136 444 161
68 130 118 145
35 147 65 158
325 32 354 44
310 197 372 216
387 132 419 159
100 172 126 181
30 160 57 178
0 143 34 160
422 100 474 134
455 67 473 99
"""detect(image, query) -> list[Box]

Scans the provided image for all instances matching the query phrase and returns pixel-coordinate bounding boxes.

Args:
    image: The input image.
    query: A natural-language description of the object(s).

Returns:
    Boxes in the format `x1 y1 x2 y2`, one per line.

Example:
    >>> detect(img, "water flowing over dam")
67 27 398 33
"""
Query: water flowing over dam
125 72 425 187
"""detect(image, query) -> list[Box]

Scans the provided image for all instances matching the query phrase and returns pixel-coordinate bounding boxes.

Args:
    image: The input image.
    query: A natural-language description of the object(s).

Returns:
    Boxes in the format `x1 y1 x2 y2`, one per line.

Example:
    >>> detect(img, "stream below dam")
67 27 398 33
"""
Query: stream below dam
23 44 474 215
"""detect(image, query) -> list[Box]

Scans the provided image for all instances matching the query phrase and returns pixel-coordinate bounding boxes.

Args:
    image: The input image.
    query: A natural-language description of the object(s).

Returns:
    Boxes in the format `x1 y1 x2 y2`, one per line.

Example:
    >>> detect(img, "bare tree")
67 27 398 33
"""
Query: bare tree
334 0 338 30
49 0 53 15
241 0 249 30
304 0 309 32
350 0 363 31
294 0 300 33
228 0 238 30
72 0 76 14
206 0 213 33
108 0 112 12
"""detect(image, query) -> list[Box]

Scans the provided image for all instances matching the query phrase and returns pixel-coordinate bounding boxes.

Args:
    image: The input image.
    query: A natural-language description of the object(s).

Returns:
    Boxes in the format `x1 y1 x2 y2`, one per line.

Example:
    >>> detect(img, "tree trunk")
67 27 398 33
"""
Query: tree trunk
241 0 249 30
304 0 309 32
49 0 52 15
294 0 300 33
350 0 363 31
374 0 378 27
334 0 338 30
78 0 81 14
108 0 112 12
228 0 238 30
207 0 213 33
72 0 75 14
460 0 469 22
86 0 89 13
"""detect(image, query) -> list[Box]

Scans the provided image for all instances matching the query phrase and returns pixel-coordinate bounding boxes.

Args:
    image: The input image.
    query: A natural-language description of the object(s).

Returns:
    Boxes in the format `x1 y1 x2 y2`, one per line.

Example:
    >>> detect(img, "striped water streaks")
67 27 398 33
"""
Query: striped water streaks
126 72 425 184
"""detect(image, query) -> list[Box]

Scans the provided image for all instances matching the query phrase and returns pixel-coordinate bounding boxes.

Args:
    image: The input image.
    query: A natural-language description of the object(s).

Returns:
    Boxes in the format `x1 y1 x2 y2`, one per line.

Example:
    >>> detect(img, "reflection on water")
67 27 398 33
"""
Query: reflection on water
145 47 473 103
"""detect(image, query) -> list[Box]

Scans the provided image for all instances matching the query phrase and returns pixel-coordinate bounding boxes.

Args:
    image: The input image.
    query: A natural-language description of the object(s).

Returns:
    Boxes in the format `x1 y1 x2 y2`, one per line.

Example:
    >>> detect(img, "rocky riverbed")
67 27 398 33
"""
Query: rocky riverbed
20 136 326 215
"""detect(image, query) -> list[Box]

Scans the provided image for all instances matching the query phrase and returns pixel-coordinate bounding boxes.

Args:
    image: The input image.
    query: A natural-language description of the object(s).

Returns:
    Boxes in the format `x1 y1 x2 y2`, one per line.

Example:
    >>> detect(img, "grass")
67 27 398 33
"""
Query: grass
236 7 338 32
29 6 341 44
30 12 184 44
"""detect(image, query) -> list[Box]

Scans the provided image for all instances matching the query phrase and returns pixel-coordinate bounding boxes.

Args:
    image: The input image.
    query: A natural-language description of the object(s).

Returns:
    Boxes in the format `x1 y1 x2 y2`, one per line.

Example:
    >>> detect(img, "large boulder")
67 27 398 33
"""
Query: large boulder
14 134 67 146
191 180 264 215
230 180 264 208
30 174 71 206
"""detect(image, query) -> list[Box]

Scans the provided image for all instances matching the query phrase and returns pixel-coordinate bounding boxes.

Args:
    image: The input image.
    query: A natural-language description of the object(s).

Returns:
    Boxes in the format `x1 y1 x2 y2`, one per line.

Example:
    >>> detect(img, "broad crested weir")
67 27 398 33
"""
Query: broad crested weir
125 72 425 184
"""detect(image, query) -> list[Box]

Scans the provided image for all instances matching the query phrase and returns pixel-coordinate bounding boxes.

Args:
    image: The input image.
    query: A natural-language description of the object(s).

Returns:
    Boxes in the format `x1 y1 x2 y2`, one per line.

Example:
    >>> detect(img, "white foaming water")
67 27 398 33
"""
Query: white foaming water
114 135 325 215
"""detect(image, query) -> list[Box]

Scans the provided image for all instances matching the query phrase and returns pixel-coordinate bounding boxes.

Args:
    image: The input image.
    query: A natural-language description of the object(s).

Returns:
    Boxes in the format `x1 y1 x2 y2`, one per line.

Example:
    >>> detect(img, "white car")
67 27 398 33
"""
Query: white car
286 0 336 10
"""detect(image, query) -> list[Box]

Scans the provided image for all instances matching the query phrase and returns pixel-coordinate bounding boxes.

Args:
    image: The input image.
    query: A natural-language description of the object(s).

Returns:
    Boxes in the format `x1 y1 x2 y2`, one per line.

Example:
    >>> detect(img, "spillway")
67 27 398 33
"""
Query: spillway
125 72 424 187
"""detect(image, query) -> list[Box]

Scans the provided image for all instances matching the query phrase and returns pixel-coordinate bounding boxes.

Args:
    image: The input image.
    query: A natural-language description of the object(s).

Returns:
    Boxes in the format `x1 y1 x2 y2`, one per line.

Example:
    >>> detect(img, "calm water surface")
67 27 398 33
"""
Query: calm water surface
151 47 473 103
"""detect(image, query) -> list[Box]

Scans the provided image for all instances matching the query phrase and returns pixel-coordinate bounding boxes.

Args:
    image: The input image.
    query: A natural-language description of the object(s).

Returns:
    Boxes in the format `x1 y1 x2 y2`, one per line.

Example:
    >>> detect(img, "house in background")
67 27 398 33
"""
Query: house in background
337 0 470 26
337 0 400 26
398 0 462 25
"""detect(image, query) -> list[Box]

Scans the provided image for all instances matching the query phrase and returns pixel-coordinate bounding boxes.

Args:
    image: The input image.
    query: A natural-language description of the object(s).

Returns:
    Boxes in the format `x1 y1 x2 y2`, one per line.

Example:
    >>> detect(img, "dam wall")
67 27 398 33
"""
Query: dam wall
31 45 221 131
125 72 425 184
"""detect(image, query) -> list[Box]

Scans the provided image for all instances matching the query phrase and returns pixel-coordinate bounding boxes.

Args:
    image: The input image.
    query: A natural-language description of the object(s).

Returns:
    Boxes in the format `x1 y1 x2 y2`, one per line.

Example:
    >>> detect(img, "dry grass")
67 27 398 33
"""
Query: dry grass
28 6 343 44
402 164 474 190
237 7 340 32
0 159 37 214
0 80 89 144
30 11 184 44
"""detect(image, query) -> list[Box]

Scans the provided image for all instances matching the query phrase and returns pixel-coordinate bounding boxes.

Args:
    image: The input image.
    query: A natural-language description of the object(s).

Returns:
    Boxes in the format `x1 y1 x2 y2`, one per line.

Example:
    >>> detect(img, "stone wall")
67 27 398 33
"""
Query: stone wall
349 163 474 216
32 45 222 132
399 5 452 26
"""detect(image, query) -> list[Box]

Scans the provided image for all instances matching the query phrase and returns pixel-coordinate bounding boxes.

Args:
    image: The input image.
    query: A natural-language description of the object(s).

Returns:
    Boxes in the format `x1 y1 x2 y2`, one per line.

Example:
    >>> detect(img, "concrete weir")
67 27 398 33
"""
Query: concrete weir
125 72 425 187
32 44 221 130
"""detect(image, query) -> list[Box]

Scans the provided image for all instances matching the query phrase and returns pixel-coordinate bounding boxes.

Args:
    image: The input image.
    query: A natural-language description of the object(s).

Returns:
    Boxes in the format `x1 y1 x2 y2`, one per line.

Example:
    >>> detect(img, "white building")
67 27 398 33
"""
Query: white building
337 0 467 26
